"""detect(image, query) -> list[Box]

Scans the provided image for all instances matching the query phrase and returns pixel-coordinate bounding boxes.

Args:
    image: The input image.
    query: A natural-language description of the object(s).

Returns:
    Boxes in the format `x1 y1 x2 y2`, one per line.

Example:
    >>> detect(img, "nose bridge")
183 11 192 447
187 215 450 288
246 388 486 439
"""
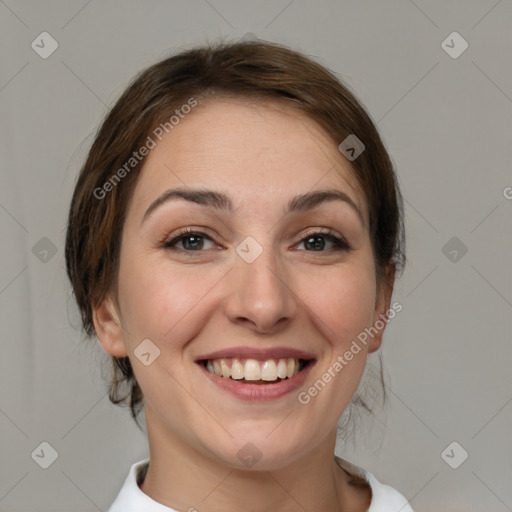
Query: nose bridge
236 233 289 297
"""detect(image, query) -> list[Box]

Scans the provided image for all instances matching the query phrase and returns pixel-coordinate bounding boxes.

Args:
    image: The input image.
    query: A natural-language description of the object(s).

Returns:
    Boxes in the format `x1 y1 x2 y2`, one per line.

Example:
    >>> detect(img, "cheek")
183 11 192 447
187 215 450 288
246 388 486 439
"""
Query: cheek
117 252 225 348
300 264 376 350
118 241 377 356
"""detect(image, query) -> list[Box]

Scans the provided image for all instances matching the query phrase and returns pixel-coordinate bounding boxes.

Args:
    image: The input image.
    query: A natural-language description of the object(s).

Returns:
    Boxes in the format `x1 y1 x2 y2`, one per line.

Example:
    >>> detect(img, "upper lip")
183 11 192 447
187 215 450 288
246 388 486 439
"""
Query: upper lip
195 346 316 362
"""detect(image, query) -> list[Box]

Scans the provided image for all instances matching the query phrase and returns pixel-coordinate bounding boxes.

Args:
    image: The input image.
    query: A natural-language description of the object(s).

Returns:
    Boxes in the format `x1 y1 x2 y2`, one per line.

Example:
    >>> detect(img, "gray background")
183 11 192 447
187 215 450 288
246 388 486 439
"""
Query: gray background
1 1 511 511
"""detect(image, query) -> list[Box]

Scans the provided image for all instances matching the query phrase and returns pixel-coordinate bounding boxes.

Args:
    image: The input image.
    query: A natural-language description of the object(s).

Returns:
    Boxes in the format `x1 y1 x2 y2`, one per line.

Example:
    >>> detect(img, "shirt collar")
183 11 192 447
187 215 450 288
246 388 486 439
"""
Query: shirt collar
108 458 177 512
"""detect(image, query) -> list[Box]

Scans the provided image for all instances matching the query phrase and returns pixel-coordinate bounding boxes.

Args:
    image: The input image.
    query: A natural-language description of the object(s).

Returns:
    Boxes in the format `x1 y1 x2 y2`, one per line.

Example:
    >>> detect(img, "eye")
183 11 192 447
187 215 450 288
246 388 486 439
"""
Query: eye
161 228 351 254
162 228 218 252
296 229 351 252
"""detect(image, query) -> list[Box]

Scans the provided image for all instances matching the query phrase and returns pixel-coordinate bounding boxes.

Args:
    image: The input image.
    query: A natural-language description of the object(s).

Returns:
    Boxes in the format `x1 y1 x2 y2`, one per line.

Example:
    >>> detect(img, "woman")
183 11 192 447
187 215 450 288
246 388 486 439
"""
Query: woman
65 39 411 511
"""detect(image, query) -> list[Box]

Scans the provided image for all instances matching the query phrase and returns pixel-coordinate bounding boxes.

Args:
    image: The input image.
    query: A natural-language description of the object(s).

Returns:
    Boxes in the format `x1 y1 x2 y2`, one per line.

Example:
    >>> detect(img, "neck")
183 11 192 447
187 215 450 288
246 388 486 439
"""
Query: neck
138 405 369 512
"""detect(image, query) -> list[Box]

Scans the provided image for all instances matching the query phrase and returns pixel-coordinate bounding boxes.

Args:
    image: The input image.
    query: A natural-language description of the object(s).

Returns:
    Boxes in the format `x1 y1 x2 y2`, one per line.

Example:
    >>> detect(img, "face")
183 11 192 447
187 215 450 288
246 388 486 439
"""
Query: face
94 98 393 470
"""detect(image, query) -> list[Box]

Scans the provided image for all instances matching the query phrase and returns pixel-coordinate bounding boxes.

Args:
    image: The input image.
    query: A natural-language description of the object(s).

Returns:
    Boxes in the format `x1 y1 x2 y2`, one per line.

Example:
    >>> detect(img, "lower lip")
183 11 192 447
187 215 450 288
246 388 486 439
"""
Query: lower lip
197 361 315 401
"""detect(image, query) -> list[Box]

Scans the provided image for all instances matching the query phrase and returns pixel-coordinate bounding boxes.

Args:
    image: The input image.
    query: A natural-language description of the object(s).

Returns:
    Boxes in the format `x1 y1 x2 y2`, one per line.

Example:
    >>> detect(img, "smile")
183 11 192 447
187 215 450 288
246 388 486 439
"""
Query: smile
195 347 317 400
201 357 311 383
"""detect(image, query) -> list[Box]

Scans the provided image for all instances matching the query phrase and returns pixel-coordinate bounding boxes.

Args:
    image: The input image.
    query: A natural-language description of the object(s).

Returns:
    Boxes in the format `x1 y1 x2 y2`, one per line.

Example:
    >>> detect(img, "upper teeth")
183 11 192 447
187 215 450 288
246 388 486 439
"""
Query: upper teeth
205 358 301 381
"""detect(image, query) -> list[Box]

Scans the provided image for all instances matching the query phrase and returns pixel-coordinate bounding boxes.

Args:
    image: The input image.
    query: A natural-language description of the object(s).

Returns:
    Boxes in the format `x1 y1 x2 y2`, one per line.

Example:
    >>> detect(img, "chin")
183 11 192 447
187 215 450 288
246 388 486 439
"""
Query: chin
200 432 313 472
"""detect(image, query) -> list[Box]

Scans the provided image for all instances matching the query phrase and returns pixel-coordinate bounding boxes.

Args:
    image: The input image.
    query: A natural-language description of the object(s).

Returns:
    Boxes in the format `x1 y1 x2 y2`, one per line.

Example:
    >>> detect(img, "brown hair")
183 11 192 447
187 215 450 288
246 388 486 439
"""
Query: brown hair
65 38 405 428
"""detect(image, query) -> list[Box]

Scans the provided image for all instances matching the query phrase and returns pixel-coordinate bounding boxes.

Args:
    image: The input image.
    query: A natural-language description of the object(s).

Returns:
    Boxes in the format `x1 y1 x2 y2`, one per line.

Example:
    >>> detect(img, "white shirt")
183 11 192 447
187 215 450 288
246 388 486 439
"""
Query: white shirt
108 457 414 512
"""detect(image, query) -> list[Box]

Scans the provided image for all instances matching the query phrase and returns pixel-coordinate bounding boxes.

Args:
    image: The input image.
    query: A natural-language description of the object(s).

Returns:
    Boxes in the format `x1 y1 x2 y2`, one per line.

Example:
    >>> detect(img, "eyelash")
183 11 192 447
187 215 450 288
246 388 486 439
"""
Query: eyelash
161 227 352 254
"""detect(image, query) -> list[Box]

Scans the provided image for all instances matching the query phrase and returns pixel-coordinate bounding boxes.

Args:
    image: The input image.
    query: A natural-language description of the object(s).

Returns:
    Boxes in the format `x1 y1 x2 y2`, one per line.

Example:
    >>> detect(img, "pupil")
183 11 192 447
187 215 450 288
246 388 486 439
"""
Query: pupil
306 235 324 251
184 235 202 250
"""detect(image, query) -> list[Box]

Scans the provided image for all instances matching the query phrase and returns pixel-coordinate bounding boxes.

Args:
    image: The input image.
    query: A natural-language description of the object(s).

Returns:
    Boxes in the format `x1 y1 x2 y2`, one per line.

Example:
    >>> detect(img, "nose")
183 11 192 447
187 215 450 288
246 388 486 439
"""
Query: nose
224 240 297 335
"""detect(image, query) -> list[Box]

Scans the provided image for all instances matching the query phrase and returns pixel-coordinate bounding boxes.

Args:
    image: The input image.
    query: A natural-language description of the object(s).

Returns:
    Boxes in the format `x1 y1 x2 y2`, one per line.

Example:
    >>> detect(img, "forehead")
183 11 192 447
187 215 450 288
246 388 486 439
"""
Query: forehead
130 98 368 223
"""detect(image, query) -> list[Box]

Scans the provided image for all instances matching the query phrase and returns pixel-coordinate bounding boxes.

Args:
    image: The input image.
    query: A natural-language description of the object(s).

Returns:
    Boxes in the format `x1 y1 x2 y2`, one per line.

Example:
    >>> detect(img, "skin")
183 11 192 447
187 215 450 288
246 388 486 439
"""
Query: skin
93 97 395 511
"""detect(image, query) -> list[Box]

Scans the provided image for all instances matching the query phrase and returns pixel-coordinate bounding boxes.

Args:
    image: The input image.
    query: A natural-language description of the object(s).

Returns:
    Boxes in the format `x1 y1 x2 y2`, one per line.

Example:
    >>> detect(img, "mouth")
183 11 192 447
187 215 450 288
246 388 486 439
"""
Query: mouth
197 357 314 384
194 347 316 400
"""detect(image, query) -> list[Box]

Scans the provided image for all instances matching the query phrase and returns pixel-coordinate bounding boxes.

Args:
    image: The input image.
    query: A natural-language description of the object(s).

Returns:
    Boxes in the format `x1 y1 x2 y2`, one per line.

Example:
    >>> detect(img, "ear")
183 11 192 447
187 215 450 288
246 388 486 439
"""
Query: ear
367 260 396 354
92 295 128 358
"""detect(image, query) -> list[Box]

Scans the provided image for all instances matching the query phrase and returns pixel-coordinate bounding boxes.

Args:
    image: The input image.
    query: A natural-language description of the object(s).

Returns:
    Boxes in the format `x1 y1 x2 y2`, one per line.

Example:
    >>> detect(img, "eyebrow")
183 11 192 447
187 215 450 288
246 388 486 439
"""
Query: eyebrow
140 187 365 226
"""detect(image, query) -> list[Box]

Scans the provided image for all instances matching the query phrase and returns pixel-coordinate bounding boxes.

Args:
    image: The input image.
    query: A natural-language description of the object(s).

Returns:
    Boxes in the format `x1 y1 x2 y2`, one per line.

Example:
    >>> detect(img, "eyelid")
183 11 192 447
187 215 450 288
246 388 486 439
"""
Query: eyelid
161 227 221 248
301 227 348 242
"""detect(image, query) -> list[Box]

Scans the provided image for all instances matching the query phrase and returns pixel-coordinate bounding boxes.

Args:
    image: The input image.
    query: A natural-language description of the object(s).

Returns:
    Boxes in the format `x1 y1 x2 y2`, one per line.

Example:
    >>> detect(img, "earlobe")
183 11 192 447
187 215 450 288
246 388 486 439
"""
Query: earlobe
368 261 396 354
92 296 128 358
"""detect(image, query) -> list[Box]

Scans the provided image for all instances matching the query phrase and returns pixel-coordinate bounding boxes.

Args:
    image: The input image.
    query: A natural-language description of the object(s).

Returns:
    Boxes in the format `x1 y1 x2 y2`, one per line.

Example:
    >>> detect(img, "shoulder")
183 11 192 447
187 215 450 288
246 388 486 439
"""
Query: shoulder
335 456 415 512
